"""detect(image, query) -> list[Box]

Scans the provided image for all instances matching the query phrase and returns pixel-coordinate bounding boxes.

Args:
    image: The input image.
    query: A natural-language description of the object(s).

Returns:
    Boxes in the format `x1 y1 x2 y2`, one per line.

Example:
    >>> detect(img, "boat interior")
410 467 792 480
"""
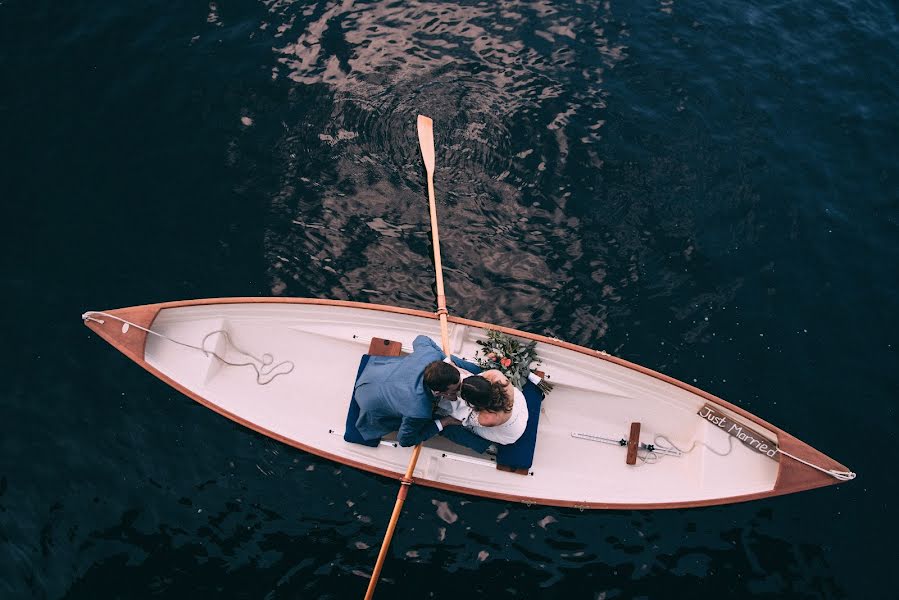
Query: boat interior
143 302 780 506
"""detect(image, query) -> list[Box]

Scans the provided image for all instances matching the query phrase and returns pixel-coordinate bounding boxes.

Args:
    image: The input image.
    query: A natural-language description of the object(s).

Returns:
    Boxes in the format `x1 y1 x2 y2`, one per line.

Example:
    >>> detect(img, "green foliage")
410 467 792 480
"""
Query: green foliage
474 329 540 391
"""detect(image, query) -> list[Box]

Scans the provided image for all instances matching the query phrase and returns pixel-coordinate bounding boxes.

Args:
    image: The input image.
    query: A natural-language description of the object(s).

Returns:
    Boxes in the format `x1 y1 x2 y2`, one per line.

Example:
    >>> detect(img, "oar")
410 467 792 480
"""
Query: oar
363 115 451 600
417 115 452 351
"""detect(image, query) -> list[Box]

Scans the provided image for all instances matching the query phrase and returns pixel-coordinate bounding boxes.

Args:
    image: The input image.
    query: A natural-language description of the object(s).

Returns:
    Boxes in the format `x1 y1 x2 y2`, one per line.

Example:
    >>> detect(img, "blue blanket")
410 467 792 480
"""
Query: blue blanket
343 355 383 447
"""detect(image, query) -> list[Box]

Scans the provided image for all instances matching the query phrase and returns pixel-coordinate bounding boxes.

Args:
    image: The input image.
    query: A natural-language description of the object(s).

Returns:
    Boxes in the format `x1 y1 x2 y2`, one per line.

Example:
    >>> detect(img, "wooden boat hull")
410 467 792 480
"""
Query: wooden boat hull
83 297 851 509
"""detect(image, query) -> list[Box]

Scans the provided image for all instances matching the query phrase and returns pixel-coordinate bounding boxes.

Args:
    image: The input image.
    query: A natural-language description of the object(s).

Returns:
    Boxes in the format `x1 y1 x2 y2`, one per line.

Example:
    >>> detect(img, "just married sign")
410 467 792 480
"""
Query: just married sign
697 404 779 460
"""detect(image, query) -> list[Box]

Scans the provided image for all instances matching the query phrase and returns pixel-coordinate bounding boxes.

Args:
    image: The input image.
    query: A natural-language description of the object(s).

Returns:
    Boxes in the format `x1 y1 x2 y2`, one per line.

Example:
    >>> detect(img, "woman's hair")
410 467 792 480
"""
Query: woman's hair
423 361 460 392
461 376 512 413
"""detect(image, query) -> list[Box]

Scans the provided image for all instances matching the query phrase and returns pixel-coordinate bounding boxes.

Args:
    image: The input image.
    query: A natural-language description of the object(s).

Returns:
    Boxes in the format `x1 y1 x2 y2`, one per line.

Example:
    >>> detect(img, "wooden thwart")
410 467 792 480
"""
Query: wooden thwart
626 422 641 465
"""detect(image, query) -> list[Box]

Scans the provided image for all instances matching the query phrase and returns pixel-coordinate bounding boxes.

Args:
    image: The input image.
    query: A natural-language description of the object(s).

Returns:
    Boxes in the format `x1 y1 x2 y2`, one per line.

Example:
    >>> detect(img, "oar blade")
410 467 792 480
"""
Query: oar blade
417 114 435 174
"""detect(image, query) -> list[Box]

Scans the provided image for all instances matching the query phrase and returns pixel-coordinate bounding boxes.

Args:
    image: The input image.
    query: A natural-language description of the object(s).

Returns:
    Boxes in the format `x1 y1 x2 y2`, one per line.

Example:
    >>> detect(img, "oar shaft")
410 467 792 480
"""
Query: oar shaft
363 445 422 600
427 176 445 295
426 173 451 352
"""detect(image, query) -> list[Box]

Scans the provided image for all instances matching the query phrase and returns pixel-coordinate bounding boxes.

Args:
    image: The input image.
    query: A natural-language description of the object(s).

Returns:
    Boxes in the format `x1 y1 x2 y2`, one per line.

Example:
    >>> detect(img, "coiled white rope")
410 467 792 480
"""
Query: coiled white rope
626 434 735 467
82 311 294 385
656 433 735 457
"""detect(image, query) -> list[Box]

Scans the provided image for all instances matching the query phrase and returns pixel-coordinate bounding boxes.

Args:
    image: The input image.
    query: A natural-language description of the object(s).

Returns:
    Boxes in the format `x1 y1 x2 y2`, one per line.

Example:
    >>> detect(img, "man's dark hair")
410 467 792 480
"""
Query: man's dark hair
423 361 460 392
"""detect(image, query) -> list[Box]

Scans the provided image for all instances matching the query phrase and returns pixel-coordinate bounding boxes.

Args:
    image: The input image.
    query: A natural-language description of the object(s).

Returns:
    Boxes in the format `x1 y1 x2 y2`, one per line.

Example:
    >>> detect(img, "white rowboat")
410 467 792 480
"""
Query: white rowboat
83 297 853 509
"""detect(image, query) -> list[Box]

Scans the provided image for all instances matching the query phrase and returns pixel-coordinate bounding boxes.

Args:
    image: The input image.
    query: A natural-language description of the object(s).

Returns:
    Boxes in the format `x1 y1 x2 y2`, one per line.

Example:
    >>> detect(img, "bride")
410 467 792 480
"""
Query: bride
437 368 529 446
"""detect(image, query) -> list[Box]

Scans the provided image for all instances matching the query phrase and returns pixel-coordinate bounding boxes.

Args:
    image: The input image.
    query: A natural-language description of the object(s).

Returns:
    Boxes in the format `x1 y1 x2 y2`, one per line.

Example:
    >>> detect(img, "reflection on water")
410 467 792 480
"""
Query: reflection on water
261 0 629 338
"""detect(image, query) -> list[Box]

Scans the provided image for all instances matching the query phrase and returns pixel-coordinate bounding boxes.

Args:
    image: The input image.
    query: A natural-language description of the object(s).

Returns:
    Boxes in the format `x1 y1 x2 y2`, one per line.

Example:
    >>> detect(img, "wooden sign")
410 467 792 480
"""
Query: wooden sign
697 404 779 460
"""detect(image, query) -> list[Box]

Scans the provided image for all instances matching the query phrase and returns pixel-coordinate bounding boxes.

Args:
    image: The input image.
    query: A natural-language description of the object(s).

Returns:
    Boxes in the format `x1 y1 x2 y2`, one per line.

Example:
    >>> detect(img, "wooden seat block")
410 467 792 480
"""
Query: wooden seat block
497 464 529 476
368 337 402 357
626 422 641 465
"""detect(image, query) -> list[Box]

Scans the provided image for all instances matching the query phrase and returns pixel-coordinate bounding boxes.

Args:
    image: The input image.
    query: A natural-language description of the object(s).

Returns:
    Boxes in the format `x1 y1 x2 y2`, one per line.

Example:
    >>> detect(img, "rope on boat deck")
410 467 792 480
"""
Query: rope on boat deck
621 434 735 467
655 433 735 457
82 311 294 385
622 434 856 481
653 433 856 481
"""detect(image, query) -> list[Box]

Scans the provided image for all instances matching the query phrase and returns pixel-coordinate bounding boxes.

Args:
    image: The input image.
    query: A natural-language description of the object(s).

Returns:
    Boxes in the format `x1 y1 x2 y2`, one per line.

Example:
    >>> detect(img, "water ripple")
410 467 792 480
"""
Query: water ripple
261 0 628 335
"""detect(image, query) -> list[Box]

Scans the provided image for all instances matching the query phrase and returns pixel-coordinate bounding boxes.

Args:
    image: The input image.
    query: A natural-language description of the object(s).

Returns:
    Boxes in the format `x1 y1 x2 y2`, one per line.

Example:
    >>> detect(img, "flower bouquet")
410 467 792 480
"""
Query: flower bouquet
474 329 553 393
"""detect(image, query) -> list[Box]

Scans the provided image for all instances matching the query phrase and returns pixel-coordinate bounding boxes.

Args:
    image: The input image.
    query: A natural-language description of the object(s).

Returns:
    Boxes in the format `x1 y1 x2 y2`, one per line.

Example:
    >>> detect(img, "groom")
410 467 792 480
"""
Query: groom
354 335 491 453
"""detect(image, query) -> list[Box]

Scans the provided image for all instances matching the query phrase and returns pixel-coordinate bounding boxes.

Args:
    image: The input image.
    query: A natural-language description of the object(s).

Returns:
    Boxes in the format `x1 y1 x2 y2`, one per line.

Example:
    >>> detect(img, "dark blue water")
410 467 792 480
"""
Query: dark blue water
2 0 896 598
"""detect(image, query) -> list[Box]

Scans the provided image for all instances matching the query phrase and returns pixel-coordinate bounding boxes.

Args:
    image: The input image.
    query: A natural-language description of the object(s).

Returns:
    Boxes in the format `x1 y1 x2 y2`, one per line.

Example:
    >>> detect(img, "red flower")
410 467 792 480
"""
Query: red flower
500 357 512 368
487 352 497 361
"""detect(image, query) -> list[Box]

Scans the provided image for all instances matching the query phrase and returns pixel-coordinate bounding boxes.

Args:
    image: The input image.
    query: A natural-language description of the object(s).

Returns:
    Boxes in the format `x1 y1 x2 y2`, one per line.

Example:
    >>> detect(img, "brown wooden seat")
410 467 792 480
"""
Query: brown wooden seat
368 337 402 357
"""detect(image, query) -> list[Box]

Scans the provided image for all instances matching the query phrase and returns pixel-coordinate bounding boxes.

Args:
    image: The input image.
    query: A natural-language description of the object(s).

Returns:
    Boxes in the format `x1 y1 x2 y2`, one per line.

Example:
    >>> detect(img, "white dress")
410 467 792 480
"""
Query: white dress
436 371 529 445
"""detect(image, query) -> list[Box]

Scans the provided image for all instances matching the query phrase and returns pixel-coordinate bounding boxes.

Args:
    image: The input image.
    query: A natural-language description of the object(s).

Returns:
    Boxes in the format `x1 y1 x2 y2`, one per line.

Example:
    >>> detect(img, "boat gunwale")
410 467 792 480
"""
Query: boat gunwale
84 296 850 508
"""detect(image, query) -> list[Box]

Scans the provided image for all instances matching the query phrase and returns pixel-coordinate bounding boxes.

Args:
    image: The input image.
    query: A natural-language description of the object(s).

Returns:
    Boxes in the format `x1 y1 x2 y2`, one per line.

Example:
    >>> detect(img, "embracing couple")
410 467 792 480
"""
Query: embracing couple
353 335 529 453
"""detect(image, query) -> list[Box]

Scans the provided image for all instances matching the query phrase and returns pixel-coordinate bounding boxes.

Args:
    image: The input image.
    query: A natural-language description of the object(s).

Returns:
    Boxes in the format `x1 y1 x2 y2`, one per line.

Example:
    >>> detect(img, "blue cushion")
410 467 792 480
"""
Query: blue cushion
344 355 401 447
450 356 544 470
